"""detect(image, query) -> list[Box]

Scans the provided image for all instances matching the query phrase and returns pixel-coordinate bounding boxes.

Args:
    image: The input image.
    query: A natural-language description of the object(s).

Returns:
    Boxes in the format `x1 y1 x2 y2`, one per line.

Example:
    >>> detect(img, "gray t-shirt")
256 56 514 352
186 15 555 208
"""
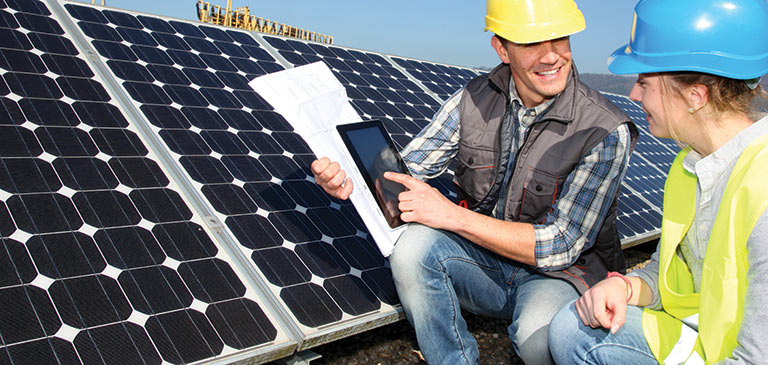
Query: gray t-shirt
629 115 768 364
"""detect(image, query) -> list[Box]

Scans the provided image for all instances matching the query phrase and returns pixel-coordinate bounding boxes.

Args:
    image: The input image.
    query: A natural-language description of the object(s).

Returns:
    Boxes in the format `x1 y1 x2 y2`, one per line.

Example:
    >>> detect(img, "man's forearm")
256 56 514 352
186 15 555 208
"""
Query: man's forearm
386 171 537 265
450 207 537 265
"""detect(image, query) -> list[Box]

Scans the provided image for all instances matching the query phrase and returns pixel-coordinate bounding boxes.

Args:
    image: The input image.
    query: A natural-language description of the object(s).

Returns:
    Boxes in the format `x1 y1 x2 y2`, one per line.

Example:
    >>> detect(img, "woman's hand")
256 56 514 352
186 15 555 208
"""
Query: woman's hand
575 277 630 334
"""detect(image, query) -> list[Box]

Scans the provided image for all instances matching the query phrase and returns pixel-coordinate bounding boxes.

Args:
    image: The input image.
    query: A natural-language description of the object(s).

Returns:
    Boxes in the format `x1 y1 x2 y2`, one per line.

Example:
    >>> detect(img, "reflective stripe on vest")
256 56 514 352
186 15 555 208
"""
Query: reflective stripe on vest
642 135 768 364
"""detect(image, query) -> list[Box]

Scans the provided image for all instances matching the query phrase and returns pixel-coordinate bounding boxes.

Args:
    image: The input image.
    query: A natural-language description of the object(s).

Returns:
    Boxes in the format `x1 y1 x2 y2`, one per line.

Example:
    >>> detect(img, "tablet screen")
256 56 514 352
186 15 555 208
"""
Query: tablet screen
337 120 410 228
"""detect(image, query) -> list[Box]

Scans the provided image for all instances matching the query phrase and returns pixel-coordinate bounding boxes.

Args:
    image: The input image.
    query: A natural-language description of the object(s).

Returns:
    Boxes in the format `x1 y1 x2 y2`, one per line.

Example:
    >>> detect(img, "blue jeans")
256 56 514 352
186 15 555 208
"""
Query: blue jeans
548 300 657 364
390 224 579 365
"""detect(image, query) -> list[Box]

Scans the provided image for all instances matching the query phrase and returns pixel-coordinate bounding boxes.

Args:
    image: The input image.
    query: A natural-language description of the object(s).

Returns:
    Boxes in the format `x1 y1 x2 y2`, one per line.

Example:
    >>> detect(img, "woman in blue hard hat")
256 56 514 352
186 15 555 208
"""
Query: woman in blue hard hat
547 0 768 363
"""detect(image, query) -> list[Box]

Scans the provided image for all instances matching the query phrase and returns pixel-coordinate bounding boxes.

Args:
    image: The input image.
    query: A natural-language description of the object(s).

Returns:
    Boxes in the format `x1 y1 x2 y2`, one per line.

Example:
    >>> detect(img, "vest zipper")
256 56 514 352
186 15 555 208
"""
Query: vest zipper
499 118 545 219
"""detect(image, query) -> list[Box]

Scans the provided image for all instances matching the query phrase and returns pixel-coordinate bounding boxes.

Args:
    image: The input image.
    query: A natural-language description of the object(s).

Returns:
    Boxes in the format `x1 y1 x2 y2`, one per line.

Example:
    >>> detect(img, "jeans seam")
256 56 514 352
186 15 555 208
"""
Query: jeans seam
506 264 521 285
584 343 656 364
441 260 473 365
439 256 501 273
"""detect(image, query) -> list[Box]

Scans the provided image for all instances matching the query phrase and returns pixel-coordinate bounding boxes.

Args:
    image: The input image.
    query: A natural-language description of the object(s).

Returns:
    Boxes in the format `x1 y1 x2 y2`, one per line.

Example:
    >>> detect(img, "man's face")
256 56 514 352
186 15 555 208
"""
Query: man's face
492 36 573 108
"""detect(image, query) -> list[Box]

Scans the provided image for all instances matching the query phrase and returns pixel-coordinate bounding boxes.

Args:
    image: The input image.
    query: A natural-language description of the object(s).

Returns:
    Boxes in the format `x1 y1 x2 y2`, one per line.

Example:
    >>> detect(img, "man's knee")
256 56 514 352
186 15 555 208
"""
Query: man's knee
389 224 441 283
508 278 579 364
508 312 555 364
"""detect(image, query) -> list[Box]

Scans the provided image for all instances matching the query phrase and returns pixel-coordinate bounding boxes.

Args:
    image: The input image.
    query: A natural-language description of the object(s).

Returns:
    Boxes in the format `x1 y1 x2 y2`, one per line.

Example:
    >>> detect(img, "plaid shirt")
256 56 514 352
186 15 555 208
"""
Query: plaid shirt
400 86 631 271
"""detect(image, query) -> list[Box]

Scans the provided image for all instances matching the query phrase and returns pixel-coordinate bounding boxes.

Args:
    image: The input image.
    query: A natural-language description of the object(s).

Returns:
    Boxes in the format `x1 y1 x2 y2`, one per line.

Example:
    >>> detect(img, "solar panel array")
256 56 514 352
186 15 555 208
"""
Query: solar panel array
602 93 678 245
0 0 294 364
61 0 402 356
0 0 675 363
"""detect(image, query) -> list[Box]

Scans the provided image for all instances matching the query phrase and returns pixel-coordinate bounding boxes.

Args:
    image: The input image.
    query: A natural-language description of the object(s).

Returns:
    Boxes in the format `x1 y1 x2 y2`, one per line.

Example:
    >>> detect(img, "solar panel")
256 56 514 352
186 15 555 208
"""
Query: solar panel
261 36 471 198
602 93 679 246
61 0 402 352
391 56 480 101
0 0 295 363
0 0 678 362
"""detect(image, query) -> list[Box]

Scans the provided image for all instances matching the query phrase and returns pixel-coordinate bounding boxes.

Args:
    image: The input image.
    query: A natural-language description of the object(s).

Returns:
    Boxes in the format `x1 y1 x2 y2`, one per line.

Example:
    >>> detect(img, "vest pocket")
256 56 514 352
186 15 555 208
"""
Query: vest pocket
519 167 565 222
455 144 496 203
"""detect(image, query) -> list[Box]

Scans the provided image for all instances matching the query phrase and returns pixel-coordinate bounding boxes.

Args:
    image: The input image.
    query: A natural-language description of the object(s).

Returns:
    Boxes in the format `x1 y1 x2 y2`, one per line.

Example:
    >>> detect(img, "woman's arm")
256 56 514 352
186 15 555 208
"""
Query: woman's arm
574 273 654 333
722 210 768 364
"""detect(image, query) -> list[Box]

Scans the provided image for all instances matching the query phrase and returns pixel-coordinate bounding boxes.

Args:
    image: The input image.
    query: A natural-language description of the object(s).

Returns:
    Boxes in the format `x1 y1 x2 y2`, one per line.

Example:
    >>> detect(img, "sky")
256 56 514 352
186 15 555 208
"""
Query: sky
73 0 639 74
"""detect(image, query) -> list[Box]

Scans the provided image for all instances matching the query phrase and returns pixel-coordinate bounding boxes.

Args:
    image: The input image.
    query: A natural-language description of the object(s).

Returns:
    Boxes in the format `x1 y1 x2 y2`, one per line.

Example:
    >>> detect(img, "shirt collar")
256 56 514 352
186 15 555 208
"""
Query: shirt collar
507 75 557 117
683 114 768 176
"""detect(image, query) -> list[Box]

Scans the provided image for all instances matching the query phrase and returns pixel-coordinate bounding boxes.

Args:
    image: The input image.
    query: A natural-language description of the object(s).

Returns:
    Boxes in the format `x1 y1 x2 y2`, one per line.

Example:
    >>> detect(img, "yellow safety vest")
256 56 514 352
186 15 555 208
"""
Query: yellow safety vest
642 135 768 364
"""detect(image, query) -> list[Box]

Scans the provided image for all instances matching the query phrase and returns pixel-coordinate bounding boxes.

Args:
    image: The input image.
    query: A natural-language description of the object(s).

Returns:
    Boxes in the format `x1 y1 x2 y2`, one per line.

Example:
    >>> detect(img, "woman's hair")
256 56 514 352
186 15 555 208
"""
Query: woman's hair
659 72 767 148
663 72 766 117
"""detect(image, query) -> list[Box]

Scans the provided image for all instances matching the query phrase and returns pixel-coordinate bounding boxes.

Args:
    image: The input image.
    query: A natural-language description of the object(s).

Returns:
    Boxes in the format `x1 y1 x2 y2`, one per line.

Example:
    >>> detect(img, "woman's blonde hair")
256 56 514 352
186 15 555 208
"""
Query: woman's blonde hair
658 72 767 148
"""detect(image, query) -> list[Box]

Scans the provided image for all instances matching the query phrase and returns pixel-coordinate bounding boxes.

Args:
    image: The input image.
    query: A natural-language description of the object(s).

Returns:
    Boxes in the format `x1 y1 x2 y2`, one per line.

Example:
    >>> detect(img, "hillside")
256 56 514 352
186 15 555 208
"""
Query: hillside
579 73 636 96
580 73 768 112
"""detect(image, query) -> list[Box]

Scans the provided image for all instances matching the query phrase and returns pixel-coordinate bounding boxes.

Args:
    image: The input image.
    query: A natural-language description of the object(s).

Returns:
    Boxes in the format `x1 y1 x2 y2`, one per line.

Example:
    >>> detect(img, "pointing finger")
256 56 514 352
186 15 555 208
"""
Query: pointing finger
383 171 423 189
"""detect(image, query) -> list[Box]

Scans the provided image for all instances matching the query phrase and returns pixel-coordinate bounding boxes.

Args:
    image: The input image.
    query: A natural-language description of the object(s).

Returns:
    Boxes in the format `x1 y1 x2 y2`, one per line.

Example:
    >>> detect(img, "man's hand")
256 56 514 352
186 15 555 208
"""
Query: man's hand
311 157 353 200
374 178 401 226
384 171 461 231
574 277 629 334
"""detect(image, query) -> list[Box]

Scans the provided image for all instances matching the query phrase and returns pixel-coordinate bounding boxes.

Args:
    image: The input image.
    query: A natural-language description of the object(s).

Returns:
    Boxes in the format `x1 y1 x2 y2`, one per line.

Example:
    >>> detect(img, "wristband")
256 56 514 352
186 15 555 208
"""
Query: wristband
606 271 633 303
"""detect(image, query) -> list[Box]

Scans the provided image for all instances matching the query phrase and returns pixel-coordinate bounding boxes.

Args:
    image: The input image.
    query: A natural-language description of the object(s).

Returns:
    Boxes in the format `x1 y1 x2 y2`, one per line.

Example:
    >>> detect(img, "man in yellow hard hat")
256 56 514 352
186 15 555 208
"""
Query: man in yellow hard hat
312 0 637 363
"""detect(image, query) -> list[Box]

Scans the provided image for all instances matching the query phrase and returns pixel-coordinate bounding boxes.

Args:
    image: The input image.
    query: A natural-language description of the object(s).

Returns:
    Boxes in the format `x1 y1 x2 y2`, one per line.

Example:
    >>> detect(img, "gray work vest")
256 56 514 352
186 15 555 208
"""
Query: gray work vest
454 63 638 293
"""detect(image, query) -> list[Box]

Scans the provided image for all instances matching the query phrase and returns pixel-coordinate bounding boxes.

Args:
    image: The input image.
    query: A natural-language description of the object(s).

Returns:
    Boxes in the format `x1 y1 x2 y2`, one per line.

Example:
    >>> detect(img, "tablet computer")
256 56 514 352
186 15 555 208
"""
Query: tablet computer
337 120 410 228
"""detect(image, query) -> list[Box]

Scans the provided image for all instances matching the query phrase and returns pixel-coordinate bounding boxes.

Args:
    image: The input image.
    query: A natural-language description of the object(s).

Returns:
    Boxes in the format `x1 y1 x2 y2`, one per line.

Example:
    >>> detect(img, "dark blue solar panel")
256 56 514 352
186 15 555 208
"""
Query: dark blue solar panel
265 36 442 139
66 4 400 340
0 1 287 363
602 93 678 244
392 56 480 101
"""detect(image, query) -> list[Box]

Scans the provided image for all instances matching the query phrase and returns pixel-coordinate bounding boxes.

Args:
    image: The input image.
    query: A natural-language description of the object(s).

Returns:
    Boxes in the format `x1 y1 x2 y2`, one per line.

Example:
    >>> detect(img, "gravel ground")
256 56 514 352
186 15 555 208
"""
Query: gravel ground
299 242 656 365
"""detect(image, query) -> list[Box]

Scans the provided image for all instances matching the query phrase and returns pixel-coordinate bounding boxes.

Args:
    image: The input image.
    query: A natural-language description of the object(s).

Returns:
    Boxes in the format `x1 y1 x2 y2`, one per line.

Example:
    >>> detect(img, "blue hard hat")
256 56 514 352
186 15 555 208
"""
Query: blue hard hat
607 0 768 79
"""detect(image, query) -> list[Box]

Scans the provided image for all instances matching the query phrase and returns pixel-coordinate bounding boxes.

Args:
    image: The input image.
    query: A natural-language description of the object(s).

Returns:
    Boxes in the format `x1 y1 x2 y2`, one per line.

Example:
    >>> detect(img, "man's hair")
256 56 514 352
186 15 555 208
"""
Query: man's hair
494 34 509 46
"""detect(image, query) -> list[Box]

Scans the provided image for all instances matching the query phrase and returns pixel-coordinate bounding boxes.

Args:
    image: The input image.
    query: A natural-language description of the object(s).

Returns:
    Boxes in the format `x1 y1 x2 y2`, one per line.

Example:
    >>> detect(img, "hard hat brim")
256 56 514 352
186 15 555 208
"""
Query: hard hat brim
486 20 585 44
608 44 768 80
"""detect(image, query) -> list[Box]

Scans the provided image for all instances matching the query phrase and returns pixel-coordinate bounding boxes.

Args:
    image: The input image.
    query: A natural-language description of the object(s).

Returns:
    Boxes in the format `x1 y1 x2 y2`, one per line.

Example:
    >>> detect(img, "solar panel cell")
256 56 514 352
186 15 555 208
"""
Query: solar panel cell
5 0 49 14
164 84 209 106
280 283 342 327
131 44 173 64
244 182 296 211
54 157 118 190
92 39 136 61
1 158 55 192
152 221 219 260
199 24 233 42
0 286 59 343
78 22 123 42
202 184 259 215
42 53 94 77
73 190 142 227
251 247 311 286
117 27 158 47
89 128 147 156
206 299 278 348
144 309 223 363
108 157 169 188
64 3 105 23
180 155 233 184
93 227 163 268
225 214 283 249
74 101 129 127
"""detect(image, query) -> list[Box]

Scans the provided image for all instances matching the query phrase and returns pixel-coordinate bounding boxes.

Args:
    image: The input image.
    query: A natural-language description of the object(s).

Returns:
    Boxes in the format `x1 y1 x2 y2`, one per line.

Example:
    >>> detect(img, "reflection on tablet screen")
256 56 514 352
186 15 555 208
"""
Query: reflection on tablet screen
337 121 410 228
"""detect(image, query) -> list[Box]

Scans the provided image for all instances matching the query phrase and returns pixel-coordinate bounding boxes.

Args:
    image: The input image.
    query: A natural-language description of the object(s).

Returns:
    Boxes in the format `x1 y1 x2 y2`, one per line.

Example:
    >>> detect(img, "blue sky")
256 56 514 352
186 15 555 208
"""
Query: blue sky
73 0 638 74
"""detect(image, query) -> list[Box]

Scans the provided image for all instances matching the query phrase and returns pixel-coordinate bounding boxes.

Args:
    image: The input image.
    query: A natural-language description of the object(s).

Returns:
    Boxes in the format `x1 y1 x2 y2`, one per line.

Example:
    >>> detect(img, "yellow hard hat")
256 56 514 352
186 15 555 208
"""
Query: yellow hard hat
485 0 586 44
